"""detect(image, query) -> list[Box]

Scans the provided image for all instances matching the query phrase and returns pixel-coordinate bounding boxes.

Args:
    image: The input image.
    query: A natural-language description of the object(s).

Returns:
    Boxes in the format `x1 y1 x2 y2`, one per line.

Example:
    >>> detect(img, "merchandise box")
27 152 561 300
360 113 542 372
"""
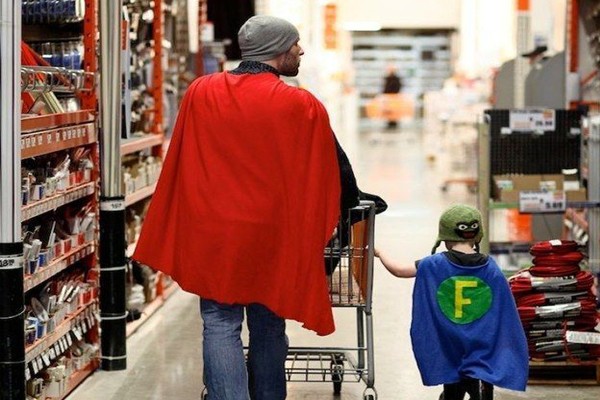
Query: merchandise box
565 188 587 202
492 174 585 203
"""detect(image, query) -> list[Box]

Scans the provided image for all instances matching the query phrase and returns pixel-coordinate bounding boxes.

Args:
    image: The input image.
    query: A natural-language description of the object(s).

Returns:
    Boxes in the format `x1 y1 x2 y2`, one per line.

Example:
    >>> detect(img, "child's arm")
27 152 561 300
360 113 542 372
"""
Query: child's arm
374 248 417 278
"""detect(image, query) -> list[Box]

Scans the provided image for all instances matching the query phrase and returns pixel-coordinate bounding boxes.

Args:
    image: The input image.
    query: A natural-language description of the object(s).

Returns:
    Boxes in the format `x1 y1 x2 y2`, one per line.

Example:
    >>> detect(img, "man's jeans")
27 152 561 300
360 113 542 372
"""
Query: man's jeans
200 299 288 400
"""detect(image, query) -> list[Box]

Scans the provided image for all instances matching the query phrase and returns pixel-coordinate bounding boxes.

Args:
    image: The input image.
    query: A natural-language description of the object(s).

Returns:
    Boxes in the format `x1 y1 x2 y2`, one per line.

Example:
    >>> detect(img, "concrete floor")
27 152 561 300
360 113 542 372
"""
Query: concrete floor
68 127 600 399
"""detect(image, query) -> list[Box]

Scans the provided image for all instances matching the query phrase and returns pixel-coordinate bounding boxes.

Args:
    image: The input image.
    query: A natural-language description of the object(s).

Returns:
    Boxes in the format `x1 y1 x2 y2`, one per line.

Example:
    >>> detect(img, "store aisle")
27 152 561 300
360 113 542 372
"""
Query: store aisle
69 127 600 400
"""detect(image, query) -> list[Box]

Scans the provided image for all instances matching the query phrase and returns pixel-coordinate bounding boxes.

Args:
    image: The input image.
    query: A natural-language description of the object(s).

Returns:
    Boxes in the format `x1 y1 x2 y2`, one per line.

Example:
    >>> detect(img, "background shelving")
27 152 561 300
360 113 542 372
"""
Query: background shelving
351 29 454 128
121 0 203 335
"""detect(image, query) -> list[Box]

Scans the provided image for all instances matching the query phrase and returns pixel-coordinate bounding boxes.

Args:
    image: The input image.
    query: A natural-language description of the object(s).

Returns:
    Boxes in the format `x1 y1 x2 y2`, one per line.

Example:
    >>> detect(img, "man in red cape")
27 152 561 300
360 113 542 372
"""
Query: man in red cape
133 15 343 400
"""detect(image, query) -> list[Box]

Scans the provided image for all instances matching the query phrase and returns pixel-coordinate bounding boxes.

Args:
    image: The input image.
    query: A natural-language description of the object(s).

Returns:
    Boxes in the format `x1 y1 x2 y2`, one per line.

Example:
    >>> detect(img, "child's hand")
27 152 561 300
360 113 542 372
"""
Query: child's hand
374 247 417 278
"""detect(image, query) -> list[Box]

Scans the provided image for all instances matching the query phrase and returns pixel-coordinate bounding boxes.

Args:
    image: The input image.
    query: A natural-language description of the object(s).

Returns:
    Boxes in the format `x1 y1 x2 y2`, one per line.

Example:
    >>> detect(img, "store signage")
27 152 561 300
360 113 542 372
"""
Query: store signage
519 190 566 213
509 109 555 132
566 330 600 345
324 3 337 50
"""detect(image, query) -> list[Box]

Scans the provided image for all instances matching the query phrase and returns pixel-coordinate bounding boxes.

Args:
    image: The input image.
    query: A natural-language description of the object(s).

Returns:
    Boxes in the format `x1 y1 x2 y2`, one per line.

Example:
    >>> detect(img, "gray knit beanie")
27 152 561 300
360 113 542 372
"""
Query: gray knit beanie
238 15 300 61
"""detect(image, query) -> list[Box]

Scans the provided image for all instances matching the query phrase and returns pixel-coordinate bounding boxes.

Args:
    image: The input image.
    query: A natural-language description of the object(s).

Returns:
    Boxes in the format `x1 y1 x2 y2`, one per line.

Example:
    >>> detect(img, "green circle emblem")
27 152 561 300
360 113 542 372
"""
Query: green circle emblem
436 276 492 324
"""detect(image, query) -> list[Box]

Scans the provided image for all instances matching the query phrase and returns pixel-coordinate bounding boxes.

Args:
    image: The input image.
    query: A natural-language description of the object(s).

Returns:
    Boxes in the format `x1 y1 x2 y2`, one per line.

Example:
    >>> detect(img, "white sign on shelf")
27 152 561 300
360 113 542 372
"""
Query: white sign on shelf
519 190 566 213
565 330 600 345
509 109 556 132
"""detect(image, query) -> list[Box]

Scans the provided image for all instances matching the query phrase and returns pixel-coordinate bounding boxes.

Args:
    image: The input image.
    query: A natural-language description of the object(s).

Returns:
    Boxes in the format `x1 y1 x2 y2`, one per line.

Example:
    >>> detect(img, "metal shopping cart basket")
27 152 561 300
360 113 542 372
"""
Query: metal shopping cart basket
285 200 377 399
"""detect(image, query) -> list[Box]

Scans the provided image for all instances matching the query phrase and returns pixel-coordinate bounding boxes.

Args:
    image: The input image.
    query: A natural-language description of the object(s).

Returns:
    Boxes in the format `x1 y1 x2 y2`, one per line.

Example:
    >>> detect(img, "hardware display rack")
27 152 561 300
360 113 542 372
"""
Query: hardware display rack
477 109 600 384
121 0 171 338
121 0 202 337
2 1 104 398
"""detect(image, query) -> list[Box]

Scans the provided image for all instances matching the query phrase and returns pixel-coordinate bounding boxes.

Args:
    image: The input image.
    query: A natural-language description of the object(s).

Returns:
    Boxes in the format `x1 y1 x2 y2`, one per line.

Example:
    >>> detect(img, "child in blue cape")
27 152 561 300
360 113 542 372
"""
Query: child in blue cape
375 204 528 400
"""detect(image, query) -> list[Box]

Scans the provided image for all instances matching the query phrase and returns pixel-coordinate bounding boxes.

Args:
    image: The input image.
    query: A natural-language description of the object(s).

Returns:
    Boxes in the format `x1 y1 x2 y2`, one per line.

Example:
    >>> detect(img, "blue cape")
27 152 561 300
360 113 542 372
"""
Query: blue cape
410 253 528 391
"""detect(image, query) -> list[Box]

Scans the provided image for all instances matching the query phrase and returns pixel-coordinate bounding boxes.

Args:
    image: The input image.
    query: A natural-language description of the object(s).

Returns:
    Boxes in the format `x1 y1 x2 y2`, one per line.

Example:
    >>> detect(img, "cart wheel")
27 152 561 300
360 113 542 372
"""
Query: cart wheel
334 380 342 395
363 387 378 400
331 363 343 394
331 355 344 395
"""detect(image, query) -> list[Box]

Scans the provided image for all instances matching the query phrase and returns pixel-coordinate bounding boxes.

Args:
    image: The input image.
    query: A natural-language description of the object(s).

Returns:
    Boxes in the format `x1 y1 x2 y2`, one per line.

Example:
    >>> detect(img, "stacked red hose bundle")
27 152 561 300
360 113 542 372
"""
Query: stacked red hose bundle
525 317 598 332
508 239 600 362
517 300 597 323
529 345 600 362
515 291 594 307
509 270 594 294
529 240 584 277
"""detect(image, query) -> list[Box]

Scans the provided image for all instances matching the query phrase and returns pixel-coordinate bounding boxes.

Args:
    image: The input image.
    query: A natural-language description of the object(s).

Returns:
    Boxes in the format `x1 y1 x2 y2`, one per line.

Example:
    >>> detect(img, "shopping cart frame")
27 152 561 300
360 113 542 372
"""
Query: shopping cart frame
200 201 378 400
284 200 377 399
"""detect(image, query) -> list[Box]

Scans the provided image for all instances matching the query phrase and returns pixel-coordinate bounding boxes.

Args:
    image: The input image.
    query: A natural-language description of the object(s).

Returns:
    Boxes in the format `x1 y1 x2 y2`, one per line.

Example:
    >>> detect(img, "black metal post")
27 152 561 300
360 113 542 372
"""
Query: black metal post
98 0 126 370
99 198 127 370
0 244 25 400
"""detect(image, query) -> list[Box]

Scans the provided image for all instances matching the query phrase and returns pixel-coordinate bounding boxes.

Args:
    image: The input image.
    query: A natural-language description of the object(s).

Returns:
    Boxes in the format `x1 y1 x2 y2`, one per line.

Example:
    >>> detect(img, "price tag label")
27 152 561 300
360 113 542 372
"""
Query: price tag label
36 358 43 372
509 109 556 132
31 360 39 375
566 330 600 344
519 191 566 213
73 326 83 341
42 352 51 367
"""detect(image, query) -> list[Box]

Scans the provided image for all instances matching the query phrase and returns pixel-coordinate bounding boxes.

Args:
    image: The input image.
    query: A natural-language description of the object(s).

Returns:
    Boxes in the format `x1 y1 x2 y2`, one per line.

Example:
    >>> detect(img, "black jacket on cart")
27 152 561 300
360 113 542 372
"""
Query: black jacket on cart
327 138 387 274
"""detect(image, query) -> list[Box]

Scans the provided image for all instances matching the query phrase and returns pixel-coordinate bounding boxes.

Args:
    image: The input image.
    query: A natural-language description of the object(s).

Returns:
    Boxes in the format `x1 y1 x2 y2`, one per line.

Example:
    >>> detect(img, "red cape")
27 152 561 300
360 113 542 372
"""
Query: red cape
133 72 341 335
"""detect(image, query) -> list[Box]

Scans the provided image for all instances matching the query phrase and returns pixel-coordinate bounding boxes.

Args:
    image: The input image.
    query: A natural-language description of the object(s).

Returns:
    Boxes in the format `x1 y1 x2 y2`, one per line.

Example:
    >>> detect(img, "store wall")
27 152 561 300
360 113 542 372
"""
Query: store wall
457 0 566 79
338 0 461 29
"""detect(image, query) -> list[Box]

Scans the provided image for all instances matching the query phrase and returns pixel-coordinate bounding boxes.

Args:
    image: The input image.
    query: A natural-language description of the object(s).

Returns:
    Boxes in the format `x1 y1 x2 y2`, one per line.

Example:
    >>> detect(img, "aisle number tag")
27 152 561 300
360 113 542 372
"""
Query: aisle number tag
519 191 566 213
100 200 125 211
0 255 23 270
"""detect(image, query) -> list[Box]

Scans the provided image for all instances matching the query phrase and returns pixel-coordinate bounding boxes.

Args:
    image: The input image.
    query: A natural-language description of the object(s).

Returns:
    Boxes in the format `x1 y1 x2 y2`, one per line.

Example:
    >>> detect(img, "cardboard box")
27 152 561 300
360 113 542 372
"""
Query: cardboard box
492 174 542 203
493 174 586 203
566 188 587 202
492 174 562 202
539 174 563 191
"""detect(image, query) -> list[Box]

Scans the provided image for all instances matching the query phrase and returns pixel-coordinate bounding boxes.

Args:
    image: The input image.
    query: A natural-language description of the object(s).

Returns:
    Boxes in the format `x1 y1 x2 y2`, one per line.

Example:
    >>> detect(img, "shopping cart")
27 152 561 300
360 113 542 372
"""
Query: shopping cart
201 201 378 399
285 200 377 399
